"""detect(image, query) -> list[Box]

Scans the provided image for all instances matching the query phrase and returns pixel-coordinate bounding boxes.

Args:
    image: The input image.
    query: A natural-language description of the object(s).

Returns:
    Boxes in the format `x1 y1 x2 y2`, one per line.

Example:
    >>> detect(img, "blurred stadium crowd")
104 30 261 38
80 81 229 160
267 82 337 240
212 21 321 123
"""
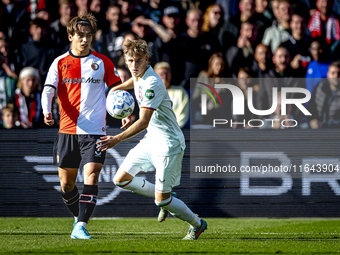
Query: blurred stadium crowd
1 0 340 129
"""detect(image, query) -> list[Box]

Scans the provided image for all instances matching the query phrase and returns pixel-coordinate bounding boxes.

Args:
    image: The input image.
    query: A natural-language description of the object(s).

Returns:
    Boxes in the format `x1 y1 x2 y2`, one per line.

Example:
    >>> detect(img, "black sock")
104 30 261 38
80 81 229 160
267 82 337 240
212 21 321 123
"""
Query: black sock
78 185 98 223
61 186 79 217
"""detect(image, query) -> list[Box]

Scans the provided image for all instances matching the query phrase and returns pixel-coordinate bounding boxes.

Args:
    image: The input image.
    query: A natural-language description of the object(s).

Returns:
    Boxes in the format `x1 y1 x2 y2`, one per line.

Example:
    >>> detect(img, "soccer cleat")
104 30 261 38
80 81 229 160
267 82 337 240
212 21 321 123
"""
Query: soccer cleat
182 219 207 240
71 224 93 239
158 192 179 222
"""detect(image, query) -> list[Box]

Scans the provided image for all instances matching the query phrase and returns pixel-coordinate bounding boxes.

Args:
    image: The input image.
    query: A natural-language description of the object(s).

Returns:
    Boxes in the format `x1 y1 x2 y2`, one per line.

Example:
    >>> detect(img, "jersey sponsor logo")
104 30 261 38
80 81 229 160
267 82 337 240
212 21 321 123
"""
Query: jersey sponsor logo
62 77 101 84
91 62 99 71
64 64 71 69
145 89 155 99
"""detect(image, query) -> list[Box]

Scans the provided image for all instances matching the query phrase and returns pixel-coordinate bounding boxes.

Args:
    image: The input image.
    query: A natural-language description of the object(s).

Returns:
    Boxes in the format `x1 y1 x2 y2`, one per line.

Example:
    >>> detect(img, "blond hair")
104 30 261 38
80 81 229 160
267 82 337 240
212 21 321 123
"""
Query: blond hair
154 62 171 72
2 104 19 116
123 39 151 58
67 12 97 36
202 4 223 32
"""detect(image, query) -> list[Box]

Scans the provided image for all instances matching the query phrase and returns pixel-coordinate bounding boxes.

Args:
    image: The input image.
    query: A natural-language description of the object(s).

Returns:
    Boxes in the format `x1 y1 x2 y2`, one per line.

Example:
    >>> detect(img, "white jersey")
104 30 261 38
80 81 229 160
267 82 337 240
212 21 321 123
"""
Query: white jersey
134 66 185 156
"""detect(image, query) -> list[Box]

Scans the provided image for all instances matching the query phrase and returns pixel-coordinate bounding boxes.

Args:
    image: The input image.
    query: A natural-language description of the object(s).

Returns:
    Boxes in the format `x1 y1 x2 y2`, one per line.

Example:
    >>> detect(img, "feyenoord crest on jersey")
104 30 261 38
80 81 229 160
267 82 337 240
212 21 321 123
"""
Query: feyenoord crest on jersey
91 62 99 71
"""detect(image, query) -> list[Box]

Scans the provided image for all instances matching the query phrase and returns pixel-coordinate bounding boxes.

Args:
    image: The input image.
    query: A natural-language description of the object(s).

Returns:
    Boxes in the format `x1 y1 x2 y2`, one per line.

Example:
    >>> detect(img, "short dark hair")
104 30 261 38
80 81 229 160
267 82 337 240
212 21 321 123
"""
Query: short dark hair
29 18 48 28
67 12 97 35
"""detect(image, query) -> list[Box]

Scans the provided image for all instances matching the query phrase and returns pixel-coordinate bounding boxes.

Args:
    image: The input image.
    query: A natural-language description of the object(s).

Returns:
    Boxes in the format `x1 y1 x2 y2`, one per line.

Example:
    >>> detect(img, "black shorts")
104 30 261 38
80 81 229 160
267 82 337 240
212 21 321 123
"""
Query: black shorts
53 133 106 168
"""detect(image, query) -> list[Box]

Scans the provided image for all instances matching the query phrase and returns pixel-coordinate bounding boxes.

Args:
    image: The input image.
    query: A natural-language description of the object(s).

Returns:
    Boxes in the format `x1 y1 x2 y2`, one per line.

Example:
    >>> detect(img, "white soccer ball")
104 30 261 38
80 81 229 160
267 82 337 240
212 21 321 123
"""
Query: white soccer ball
106 90 135 119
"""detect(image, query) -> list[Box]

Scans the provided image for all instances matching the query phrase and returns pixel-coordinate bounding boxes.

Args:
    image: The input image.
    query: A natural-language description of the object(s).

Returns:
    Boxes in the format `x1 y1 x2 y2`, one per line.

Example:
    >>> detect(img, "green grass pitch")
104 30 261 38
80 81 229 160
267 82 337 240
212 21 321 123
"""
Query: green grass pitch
1 218 340 254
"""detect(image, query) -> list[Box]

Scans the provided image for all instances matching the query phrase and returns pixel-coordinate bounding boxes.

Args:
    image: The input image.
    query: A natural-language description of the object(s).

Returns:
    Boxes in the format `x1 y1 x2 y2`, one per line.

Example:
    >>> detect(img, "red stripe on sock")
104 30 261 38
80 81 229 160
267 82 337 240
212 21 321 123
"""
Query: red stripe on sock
119 180 132 188
161 197 173 207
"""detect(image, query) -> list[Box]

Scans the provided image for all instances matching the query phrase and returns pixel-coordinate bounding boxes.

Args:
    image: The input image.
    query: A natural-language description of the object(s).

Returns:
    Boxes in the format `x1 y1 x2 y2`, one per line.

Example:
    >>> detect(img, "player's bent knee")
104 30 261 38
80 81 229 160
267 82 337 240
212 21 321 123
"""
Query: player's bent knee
113 170 133 184
155 191 171 202
61 183 75 193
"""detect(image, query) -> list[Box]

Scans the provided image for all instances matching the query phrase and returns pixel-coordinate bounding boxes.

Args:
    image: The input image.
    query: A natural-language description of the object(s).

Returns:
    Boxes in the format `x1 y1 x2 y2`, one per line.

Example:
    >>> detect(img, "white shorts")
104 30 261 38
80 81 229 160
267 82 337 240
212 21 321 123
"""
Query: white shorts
119 142 184 193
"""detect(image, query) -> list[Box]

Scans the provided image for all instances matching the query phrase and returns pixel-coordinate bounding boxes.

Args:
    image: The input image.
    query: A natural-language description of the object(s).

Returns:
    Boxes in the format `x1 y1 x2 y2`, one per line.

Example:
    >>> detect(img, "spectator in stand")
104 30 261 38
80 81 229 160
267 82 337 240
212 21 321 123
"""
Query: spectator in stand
154 62 189 128
0 0 30 50
0 35 17 122
50 0 76 55
130 12 171 66
256 0 273 21
0 33 17 79
154 3 184 84
227 22 258 76
75 0 89 16
24 0 54 20
202 4 224 37
0 103 20 129
142 0 163 24
90 0 106 30
233 67 259 128
271 0 281 22
192 52 232 127
36 9 51 24
202 3 239 51
132 11 172 43
230 0 271 45
305 39 331 97
262 0 293 54
308 61 340 128
197 52 229 83
253 43 272 77
259 46 301 111
308 0 340 45
177 9 221 89
281 12 311 65
96 3 130 65
19 18 57 81
14 67 44 128
119 0 143 24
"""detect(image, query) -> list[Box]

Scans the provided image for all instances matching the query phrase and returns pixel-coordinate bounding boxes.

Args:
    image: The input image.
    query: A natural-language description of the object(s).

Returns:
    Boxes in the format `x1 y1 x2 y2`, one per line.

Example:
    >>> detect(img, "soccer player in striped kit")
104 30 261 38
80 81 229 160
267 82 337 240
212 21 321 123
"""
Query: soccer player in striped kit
41 12 122 239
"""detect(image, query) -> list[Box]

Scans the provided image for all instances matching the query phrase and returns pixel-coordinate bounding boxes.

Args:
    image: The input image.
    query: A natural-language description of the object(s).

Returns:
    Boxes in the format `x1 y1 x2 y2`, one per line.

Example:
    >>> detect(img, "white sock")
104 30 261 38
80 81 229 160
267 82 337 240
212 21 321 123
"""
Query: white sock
77 221 87 228
163 197 202 228
116 177 155 197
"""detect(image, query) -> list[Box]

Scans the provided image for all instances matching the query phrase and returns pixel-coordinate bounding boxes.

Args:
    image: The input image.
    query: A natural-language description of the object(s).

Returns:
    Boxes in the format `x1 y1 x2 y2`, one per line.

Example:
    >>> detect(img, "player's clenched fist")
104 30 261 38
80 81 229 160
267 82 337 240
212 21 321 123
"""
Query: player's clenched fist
44 113 54 126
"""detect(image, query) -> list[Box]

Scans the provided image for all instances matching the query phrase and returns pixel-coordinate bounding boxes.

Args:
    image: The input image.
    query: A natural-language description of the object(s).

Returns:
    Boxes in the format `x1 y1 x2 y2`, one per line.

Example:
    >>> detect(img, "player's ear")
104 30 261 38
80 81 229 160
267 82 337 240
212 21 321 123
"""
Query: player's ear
68 34 73 42
145 56 149 62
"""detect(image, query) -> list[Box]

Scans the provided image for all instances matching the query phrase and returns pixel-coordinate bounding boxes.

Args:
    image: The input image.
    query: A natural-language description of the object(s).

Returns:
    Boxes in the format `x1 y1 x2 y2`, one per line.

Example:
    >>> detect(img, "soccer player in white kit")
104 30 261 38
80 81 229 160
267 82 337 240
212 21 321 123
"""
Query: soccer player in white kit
97 39 207 240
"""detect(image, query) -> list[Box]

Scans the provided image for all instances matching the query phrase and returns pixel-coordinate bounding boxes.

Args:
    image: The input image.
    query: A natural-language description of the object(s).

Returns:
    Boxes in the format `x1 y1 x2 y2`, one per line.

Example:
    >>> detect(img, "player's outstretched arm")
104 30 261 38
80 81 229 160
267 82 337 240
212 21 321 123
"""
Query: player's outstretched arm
108 77 134 94
97 107 154 151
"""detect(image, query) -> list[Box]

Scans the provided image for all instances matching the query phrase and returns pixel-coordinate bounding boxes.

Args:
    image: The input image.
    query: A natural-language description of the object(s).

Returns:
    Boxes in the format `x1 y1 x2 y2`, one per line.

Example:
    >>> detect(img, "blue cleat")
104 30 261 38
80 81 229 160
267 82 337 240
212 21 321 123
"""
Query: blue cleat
71 224 93 239
182 219 208 240
158 192 179 222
